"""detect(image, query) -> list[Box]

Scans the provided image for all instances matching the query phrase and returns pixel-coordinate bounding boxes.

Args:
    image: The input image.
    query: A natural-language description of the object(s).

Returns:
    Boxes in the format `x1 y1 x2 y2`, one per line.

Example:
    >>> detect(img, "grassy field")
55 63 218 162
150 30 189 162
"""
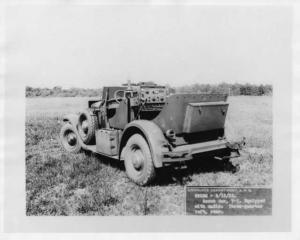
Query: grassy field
25 96 272 215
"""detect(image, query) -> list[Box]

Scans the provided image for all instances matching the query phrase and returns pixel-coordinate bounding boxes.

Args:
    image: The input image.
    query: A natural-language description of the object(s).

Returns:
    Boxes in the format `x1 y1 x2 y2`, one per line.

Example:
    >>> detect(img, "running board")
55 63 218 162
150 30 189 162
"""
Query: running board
80 142 119 160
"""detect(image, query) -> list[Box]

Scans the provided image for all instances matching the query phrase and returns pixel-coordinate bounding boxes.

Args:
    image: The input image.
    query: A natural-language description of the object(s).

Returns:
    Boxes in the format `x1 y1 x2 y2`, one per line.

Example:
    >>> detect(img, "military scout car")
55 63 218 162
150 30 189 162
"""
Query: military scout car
60 82 244 185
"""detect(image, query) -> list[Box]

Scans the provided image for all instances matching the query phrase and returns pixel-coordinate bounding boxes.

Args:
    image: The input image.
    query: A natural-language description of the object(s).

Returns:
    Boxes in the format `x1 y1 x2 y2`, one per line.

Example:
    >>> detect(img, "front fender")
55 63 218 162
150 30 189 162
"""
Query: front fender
120 120 169 168
62 113 79 128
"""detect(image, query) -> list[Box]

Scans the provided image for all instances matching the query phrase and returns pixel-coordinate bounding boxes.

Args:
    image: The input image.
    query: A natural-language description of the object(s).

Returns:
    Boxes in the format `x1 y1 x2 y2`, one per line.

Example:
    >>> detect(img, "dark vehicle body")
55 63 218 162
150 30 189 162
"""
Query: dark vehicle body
60 82 243 185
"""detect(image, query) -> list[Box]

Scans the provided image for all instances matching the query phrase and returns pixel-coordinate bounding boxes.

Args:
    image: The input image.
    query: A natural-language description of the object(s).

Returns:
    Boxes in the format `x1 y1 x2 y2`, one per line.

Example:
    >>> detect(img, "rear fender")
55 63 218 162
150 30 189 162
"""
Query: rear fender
119 120 169 168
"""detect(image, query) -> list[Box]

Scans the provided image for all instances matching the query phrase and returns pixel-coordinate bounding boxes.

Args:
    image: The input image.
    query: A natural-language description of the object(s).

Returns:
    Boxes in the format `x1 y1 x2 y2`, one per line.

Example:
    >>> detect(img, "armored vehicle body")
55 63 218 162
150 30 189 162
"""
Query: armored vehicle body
60 82 243 185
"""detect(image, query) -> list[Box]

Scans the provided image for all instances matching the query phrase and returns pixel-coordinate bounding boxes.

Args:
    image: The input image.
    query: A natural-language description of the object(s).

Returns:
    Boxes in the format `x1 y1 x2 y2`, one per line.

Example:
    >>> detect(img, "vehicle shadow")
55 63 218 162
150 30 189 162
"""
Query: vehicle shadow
86 150 239 187
155 156 239 186
84 150 125 171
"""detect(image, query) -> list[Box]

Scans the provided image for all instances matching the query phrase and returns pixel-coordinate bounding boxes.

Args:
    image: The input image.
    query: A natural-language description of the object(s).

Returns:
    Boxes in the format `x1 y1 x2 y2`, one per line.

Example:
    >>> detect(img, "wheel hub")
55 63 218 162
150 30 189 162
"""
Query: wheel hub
82 120 89 133
132 150 144 170
67 132 77 145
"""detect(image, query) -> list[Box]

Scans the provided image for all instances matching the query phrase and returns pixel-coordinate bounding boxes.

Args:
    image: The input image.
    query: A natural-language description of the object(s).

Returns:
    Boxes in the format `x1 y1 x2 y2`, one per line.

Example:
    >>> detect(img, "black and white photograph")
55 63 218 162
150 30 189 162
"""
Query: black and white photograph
23 4 276 216
1 0 297 235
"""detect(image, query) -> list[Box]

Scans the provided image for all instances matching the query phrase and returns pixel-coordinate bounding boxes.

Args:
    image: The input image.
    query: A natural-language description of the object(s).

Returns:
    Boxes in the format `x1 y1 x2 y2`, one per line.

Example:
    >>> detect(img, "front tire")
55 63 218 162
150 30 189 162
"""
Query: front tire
78 110 97 144
60 123 82 153
124 134 156 186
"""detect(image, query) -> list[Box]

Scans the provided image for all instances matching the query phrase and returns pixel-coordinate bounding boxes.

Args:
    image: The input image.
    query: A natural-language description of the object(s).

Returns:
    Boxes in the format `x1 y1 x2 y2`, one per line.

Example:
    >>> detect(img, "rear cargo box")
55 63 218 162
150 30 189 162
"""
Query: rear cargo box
183 102 228 133
153 93 228 134
95 129 120 156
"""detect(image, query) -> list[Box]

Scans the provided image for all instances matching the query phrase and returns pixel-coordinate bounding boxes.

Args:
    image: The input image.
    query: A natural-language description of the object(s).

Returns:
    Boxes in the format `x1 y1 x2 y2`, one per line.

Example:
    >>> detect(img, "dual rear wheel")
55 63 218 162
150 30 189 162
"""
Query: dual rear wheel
60 110 97 153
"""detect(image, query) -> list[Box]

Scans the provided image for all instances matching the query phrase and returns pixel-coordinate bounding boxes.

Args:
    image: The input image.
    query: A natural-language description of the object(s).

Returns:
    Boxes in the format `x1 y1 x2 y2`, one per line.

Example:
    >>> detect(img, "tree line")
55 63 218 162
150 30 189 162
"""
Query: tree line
26 83 272 98
173 83 272 96
26 86 102 98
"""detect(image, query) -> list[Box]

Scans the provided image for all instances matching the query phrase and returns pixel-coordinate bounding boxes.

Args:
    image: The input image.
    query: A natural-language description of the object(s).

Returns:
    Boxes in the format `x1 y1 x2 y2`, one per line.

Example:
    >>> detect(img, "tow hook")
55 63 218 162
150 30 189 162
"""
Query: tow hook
214 137 246 161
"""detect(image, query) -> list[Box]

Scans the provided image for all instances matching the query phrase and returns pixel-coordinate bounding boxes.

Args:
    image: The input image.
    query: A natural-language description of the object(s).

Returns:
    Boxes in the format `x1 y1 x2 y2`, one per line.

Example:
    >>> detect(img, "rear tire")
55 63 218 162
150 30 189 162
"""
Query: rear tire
124 134 156 186
78 110 97 144
60 123 82 153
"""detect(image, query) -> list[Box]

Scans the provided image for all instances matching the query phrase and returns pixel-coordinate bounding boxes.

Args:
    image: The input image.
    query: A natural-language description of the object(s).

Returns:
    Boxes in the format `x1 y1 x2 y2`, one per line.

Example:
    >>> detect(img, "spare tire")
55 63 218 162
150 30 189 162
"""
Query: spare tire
78 110 97 144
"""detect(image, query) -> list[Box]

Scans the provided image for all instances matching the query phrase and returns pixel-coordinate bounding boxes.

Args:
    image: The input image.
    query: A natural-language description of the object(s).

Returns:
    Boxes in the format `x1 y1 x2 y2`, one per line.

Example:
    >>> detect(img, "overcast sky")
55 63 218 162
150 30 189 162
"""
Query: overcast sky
7 5 291 88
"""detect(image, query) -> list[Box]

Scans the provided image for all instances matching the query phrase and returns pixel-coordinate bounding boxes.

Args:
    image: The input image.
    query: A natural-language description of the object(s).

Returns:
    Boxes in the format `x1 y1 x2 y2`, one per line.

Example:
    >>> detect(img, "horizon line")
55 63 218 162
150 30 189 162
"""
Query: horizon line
25 81 273 89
